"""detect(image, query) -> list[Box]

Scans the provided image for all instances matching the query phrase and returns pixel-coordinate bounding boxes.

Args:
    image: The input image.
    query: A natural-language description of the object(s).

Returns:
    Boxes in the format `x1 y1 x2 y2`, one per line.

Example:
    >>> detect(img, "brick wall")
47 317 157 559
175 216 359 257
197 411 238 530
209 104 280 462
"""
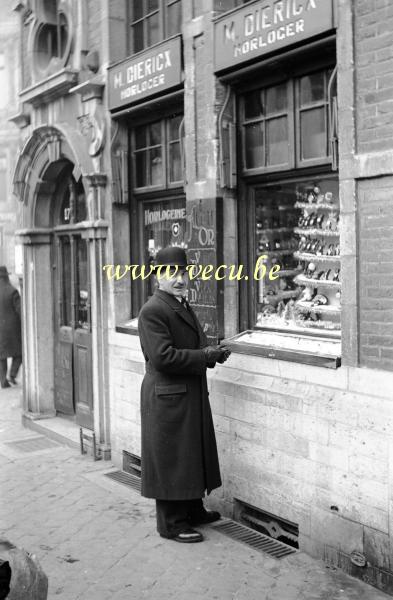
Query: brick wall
358 176 393 370
355 0 393 153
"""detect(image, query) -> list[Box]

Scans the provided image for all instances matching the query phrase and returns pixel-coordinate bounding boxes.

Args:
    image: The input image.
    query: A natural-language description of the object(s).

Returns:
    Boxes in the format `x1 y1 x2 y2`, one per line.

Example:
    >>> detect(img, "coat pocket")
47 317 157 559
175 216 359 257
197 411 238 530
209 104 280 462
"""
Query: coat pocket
154 384 187 422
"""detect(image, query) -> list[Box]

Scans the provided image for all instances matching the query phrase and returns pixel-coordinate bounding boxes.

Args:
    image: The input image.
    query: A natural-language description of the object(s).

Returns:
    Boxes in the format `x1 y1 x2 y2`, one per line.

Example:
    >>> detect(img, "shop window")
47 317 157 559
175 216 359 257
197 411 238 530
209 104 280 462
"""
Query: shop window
240 68 332 174
130 113 185 313
142 196 187 299
239 67 340 338
129 0 182 54
131 114 183 191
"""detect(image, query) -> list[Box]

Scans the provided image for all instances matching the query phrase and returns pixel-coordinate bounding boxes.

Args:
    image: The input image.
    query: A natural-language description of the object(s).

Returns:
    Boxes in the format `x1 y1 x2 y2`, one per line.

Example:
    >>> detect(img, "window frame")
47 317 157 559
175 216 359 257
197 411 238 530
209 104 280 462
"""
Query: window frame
128 0 182 55
239 66 334 177
130 114 184 194
128 109 185 316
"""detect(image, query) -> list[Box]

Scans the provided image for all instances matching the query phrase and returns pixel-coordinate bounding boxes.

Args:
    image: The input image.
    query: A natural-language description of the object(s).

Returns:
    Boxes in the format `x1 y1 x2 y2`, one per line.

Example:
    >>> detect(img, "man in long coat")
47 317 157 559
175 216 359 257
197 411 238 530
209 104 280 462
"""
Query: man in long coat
138 246 230 543
0 266 22 389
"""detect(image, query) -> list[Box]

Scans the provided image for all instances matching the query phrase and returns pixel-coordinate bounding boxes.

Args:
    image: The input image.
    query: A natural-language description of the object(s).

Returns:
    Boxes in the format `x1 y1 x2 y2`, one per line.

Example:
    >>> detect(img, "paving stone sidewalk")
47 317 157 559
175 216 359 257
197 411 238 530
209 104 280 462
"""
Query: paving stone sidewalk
0 385 389 600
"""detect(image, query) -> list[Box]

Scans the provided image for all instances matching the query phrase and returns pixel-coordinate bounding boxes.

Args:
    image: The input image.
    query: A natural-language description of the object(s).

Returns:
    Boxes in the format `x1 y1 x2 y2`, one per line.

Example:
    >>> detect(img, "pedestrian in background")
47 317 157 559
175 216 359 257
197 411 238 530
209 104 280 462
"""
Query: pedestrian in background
138 246 231 543
0 266 22 389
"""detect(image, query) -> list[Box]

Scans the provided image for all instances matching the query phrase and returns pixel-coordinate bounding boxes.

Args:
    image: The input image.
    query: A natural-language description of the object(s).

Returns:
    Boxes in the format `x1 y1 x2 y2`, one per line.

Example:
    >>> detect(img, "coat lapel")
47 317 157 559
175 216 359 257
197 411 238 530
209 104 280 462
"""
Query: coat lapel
155 289 199 334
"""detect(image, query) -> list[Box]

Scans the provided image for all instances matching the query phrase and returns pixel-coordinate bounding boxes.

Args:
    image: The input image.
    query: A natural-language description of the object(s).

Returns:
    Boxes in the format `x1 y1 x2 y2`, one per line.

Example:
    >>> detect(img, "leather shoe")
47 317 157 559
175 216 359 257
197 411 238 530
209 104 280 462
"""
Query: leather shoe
189 510 221 526
8 377 17 385
1 381 10 389
161 528 204 543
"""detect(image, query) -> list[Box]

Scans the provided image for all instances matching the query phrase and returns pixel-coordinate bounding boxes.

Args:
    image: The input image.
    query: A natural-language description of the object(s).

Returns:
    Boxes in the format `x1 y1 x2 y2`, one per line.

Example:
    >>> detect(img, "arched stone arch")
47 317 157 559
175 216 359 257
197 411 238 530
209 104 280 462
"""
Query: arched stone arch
13 125 111 458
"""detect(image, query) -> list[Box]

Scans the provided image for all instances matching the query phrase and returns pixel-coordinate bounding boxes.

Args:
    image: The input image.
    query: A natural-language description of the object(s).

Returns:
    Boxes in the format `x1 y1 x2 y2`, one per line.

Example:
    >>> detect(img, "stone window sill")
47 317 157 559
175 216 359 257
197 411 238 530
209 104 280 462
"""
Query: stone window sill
222 329 341 369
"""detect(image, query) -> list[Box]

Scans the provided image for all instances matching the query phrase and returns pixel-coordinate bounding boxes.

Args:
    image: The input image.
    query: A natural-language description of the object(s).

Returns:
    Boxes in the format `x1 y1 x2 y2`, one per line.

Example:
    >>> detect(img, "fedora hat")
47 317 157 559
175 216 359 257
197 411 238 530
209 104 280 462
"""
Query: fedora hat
0 266 9 278
153 246 189 271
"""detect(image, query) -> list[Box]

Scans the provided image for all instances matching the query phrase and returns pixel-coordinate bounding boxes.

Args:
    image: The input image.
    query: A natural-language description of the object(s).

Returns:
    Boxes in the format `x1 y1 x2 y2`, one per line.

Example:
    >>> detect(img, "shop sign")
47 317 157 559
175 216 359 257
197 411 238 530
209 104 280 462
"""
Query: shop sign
108 36 182 111
214 0 334 72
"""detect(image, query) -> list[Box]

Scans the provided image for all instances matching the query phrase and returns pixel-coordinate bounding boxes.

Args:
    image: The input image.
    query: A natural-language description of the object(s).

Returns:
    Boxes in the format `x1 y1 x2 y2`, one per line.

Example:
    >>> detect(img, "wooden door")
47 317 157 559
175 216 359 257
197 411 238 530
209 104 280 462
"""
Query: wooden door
53 234 94 429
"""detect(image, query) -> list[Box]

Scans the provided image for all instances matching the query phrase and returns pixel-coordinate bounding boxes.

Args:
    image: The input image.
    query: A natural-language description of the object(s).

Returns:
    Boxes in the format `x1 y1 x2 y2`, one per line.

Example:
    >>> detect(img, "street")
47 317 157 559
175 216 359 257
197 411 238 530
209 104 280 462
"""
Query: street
0 385 389 600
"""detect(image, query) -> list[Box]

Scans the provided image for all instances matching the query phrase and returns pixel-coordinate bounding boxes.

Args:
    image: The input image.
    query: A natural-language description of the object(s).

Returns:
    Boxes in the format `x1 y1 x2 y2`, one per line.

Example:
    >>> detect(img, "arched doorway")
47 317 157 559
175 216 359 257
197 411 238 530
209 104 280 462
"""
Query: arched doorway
12 125 110 455
52 164 93 428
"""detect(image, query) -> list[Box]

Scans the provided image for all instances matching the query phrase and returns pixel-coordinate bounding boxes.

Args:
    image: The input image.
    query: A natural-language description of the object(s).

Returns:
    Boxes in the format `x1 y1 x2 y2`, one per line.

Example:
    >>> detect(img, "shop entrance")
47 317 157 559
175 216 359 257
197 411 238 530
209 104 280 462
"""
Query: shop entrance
52 170 94 429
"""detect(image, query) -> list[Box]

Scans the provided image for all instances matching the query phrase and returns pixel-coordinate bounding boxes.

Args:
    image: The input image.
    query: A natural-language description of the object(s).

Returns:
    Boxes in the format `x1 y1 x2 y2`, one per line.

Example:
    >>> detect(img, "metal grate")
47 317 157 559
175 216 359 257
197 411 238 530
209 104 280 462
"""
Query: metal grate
211 519 297 558
104 470 141 493
5 437 60 452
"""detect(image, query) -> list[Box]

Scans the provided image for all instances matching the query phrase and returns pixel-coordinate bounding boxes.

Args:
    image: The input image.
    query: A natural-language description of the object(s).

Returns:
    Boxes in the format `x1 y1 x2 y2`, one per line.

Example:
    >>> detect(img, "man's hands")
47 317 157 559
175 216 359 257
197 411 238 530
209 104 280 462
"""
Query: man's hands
203 344 231 365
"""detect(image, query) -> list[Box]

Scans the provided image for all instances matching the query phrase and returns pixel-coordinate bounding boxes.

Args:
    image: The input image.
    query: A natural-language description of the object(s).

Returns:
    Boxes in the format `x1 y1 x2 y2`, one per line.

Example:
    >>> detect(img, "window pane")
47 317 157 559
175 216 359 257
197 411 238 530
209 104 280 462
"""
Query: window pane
167 0 182 37
76 238 89 329
266 83 287 114
143 197 187 297
300 107 326 159
300 72 325 105
135 126 147 150
169 142 181 182
75 180 87 223
132 21 144 53
147 13 160 47
150 147 163 185
244 90 263 119
168 115 182 141
60 237 71 326
135 151 147 187
266 117 289 165
244 124 264 169
254 178 340 334
133 0 144 21
148 0 159 11
149 121 162 146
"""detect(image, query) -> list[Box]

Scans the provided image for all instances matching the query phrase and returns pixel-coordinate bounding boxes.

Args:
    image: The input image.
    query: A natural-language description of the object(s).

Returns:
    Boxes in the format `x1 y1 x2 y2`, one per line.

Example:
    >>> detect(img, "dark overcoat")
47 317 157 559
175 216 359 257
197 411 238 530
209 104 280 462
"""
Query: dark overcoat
138 289 222 500
0 280 21 359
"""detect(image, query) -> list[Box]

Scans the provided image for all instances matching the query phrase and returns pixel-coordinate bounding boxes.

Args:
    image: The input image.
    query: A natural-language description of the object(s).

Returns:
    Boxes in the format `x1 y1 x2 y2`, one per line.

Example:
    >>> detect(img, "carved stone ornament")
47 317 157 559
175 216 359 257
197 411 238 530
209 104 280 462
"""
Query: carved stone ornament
77 105 105 157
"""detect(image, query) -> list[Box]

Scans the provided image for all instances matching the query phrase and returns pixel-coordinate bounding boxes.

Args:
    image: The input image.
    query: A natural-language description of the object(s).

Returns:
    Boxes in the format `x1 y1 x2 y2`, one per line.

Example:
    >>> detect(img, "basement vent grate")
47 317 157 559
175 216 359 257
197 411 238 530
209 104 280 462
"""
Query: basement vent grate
5 437 60 453
211 519 297 558
104 470 141 493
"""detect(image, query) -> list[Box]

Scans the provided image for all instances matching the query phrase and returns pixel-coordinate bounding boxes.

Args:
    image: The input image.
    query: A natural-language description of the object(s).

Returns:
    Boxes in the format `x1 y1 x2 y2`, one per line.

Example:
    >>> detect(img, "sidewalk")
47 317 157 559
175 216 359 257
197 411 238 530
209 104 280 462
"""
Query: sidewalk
0 385 389 600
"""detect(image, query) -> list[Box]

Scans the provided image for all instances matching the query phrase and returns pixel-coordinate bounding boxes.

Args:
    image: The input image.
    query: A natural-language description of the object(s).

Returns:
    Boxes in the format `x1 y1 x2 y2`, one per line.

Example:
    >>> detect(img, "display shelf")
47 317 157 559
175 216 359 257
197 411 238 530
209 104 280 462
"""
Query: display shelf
295 319 341 331
258 249 294 257
294 251 340 263
294 227 339 237
260 290 299 302
295 201 339 210
294 274 341 288
257 205 298 213
277 268 302 278
295 301 341 315
256 227 293 234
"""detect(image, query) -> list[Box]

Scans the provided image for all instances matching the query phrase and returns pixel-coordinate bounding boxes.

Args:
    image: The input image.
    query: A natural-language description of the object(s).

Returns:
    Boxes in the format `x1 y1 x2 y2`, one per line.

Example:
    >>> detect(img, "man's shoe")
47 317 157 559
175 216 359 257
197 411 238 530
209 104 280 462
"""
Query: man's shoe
8 377 17 385
189 510 221 526
160 528 204 543
1 381 11 389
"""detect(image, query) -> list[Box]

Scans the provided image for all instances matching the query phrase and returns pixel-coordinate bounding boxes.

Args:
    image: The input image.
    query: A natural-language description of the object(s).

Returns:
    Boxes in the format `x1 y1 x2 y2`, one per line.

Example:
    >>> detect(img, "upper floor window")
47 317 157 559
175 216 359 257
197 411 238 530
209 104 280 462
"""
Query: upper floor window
131 114 183 190
129 0 182 54
33 0 71 76
240 68 333 174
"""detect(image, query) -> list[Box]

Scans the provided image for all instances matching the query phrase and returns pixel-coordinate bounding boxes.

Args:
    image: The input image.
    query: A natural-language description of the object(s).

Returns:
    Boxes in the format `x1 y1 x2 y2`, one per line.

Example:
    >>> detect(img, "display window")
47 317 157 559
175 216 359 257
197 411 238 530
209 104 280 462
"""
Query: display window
129 111 185 313
252 176 340 335
129 0 182 54
239 65 340 338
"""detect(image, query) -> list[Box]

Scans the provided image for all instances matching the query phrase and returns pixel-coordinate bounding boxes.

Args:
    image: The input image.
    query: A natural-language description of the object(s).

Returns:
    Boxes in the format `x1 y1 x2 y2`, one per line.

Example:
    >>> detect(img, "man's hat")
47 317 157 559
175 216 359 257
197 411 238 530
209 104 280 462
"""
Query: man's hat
0 266 9 277
153 246 189 271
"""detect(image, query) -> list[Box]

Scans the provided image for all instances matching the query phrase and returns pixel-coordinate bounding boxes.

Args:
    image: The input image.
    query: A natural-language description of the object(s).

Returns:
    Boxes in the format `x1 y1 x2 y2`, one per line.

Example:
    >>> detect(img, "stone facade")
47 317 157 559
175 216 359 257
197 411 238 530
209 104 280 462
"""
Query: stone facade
106 1 393 595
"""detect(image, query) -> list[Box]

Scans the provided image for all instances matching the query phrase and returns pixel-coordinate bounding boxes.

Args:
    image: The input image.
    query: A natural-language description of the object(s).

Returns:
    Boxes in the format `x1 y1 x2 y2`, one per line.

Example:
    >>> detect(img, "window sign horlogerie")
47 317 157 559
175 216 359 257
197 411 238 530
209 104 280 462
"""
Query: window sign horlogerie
214 0 335 73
